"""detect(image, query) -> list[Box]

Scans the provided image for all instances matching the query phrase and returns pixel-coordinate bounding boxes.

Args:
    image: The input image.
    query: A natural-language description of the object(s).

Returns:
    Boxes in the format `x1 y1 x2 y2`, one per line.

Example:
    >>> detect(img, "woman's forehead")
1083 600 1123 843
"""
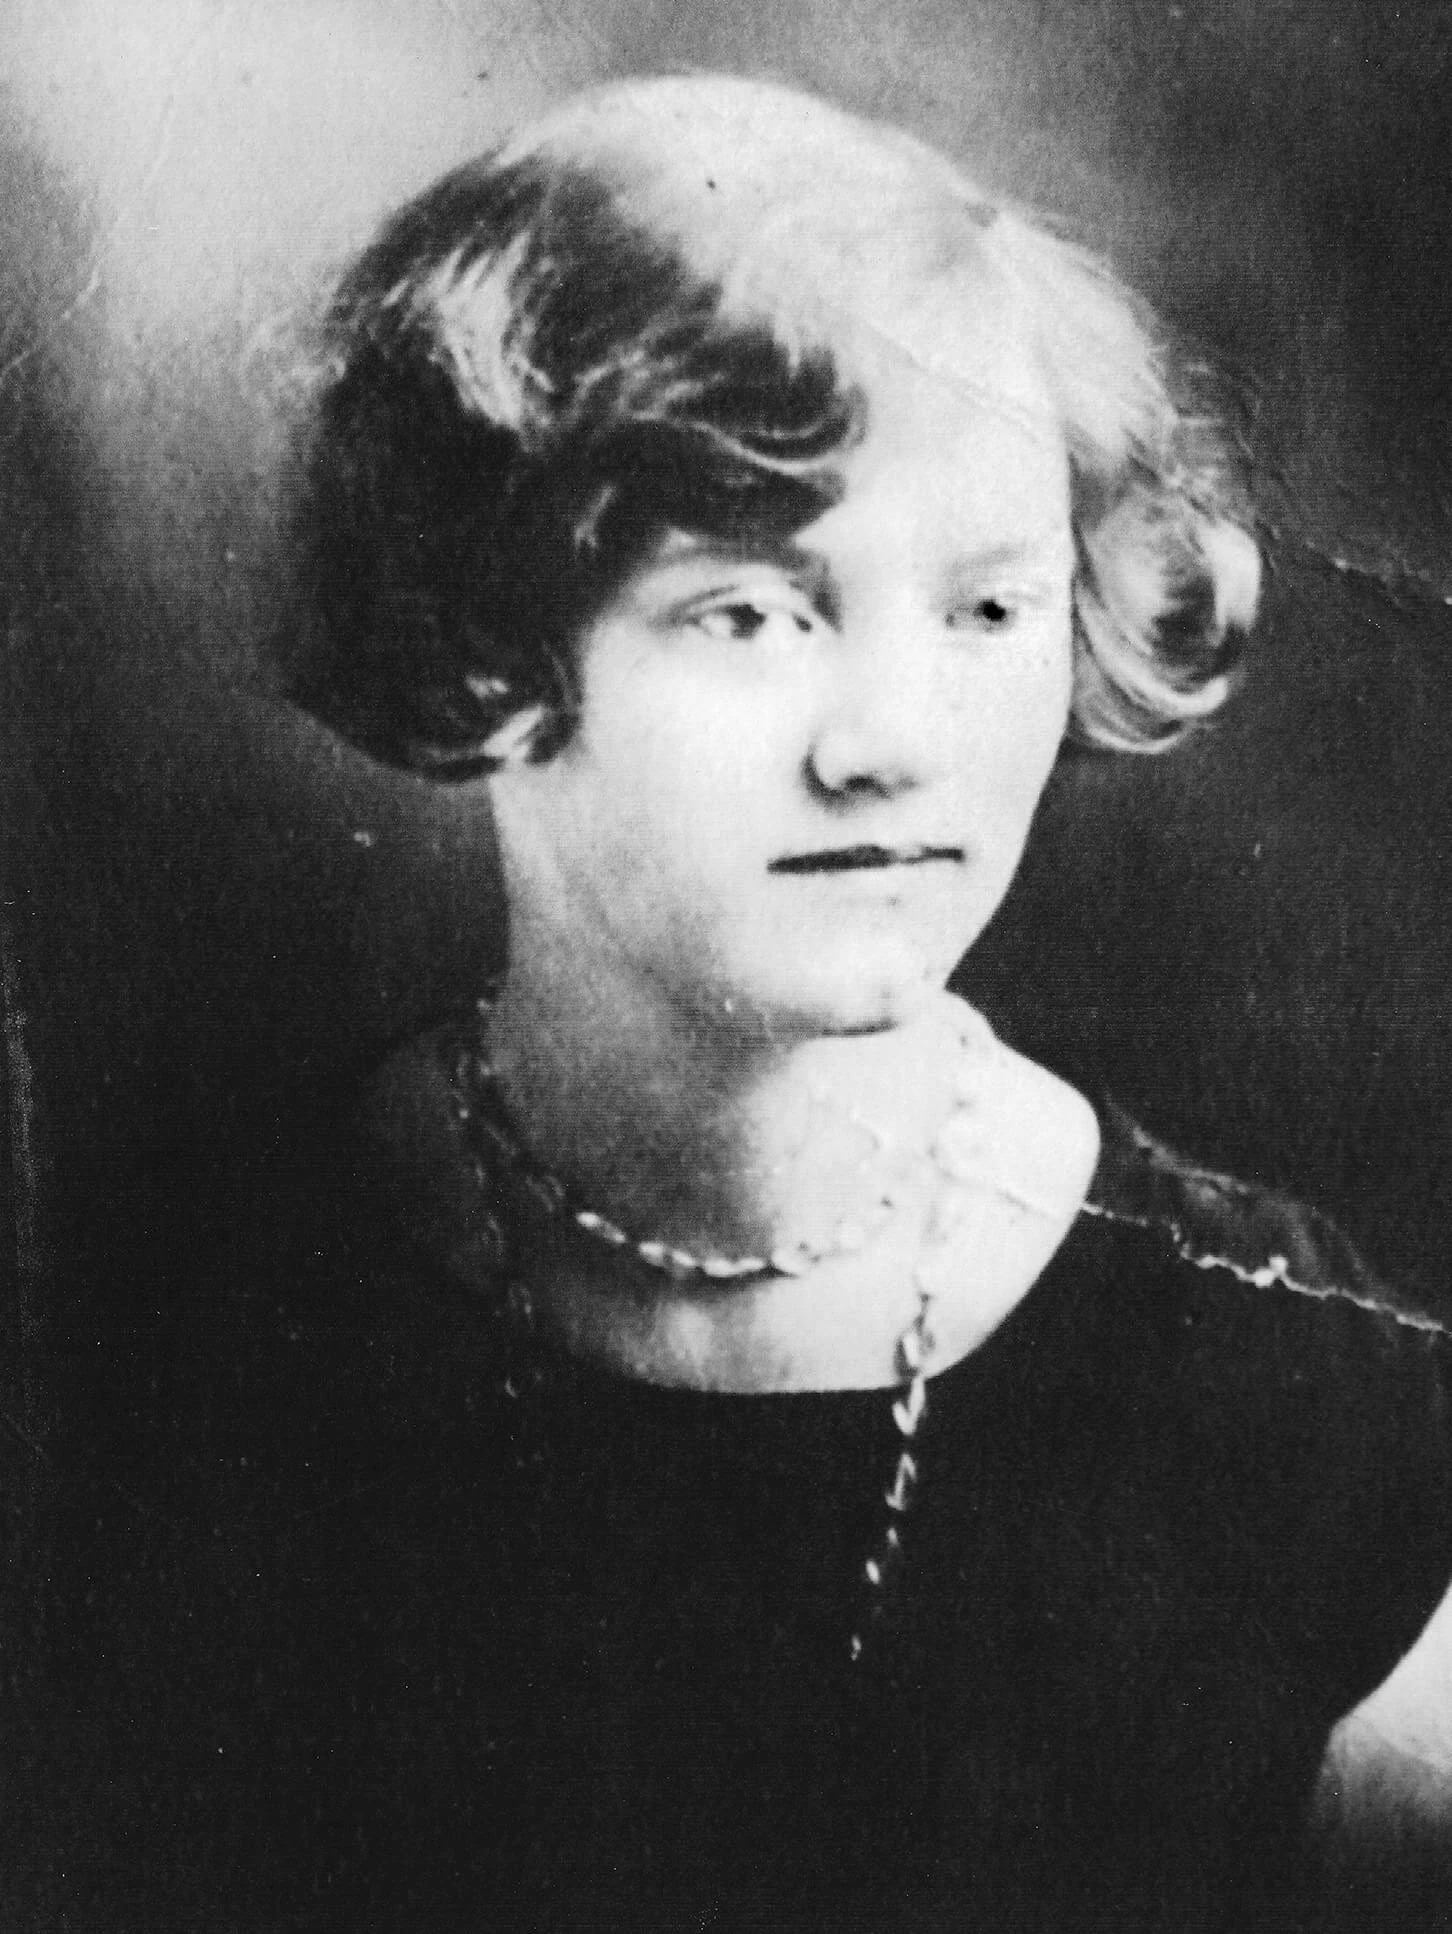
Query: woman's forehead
613 311 1069 589
633 362 1072 592
813 366 1073 562
833 284 1066 484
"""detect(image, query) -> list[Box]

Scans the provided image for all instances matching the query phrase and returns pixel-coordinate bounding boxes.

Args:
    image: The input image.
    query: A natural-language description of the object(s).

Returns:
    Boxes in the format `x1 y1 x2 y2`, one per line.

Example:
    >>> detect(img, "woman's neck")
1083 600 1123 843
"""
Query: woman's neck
485 958 986 1269
468 957 1099 1391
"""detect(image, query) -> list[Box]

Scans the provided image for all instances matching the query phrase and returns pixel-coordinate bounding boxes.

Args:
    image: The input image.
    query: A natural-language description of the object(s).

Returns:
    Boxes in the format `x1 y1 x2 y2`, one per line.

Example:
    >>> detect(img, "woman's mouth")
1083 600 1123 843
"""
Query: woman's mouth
769 844 964 875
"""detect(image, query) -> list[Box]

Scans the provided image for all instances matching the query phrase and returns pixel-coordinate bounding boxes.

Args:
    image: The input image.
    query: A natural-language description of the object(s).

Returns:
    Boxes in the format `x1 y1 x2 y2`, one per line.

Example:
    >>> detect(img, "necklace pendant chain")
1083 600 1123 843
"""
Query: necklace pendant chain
456 994 996 1668
850 1273 939 1663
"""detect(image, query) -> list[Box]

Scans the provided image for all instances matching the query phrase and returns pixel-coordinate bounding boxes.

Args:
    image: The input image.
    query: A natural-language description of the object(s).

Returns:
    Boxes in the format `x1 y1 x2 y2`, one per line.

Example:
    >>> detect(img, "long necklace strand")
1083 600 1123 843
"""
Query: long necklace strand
453 1000 999 1662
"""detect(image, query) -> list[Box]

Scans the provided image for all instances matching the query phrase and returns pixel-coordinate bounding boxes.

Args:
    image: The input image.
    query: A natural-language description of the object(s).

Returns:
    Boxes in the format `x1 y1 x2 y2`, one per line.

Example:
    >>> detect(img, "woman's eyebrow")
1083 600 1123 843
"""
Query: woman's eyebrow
653 531 824 575
947 536 1075 576
649 535 840 611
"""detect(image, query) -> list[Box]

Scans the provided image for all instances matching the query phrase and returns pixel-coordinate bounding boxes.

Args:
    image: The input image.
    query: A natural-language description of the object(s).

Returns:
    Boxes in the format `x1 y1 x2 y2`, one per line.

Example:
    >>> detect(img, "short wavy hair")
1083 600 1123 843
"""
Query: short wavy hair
291 74 1260 775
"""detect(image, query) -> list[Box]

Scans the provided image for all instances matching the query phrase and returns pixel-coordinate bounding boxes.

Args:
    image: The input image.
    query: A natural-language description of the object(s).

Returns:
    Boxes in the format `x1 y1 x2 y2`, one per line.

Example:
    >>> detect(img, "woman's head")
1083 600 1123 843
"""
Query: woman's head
293 73 1260 779
489 315 1078 1040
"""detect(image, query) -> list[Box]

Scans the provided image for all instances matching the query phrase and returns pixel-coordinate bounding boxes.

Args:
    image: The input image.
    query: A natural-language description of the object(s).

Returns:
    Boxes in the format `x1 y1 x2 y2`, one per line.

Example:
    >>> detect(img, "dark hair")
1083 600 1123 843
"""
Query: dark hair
291 75 1260 775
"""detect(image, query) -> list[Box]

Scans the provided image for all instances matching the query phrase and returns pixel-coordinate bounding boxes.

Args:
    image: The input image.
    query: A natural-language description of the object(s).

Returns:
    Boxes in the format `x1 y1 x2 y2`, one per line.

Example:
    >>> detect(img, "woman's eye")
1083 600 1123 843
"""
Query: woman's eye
953 594 1019 633
691 601 814 643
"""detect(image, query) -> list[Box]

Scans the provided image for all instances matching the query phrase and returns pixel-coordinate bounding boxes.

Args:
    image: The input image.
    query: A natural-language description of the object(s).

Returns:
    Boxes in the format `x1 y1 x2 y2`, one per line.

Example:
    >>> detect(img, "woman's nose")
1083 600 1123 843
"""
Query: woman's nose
805 620 957 800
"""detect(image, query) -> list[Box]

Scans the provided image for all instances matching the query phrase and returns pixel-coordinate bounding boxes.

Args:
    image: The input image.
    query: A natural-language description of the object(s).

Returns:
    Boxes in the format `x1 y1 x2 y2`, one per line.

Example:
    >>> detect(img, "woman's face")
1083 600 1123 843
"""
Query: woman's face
489 322 1075 1044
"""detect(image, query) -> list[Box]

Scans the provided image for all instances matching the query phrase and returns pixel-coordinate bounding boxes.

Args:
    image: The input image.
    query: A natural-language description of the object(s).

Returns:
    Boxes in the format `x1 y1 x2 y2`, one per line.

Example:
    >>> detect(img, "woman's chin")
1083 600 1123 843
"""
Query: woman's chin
711 961 948 1043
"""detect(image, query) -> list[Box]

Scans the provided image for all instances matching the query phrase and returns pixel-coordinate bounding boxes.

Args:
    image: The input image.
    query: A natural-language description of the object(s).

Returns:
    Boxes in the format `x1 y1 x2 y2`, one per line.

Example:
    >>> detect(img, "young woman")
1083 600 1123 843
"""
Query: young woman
59 74 1452 1931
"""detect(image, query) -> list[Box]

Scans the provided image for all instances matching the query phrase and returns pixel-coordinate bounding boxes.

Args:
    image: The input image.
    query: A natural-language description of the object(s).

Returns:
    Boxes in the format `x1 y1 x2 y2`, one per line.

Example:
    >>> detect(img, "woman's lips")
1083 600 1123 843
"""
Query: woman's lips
768 844 964 874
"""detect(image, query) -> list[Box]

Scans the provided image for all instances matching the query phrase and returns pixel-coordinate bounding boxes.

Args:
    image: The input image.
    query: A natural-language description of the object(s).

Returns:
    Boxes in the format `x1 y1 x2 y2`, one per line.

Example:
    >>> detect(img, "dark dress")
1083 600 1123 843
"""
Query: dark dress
15 1044 1452 1932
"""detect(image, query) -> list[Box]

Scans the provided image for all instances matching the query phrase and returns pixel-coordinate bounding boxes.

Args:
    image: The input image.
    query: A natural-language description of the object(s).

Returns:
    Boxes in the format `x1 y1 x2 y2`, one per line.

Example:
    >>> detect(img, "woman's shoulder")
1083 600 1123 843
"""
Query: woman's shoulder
1030 1102 1452 1712
1084 1099 1448 1342
1064 1103 1452 1579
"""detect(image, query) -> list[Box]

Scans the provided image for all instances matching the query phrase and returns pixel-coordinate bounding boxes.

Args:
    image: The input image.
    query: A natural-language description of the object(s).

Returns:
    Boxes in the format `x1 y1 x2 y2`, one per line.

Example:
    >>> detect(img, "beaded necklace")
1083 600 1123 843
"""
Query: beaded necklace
452 996 1001 1660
